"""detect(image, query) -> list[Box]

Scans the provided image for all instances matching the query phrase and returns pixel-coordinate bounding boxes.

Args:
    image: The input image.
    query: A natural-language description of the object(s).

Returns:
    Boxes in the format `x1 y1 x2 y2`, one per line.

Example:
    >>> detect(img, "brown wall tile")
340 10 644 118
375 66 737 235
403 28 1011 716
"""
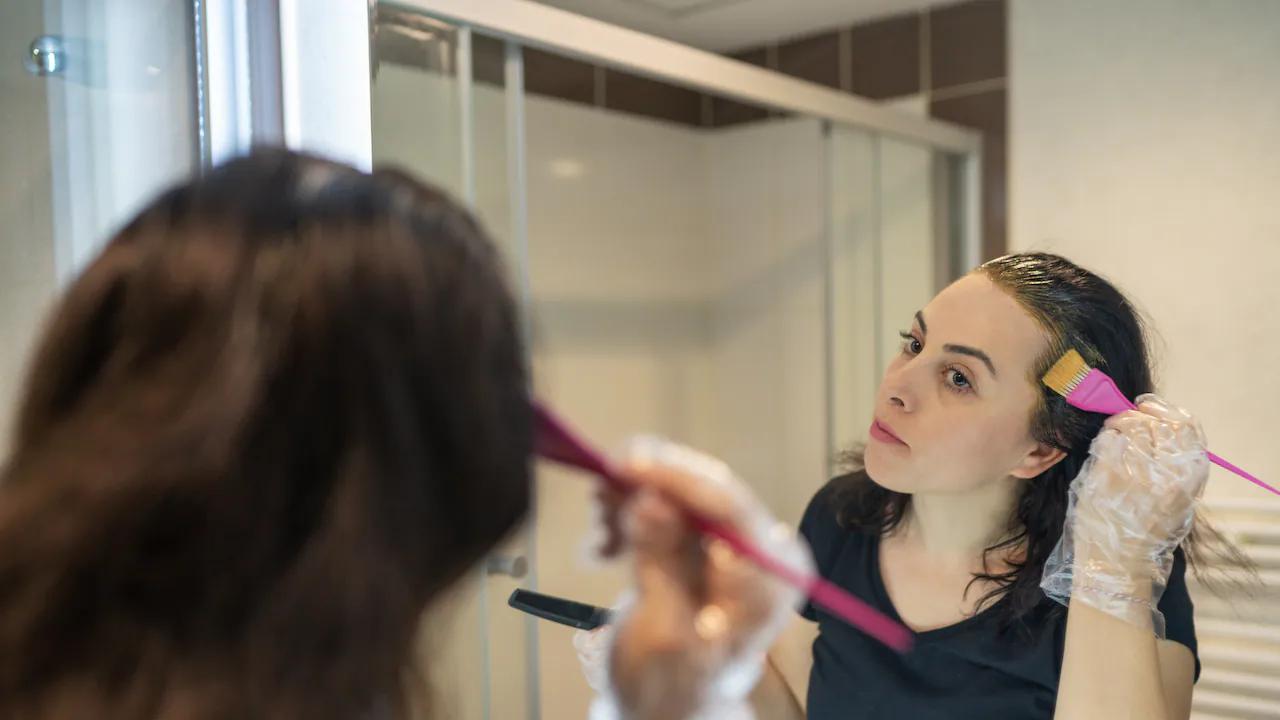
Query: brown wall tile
605 69 704 127
712 47 771 127
930 89 1006 259
930 86 1005 134
777 31 841 90
710 98 772 127
524 47 594 106
849 13 921 99
730 47 770 68
929 0 1006 91
473 33 505 87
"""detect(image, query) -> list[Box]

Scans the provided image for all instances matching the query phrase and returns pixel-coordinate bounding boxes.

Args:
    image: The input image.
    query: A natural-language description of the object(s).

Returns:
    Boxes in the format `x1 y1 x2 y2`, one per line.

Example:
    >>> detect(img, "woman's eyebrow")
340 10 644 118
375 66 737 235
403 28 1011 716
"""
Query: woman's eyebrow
916 310 998 377
944 344 998 377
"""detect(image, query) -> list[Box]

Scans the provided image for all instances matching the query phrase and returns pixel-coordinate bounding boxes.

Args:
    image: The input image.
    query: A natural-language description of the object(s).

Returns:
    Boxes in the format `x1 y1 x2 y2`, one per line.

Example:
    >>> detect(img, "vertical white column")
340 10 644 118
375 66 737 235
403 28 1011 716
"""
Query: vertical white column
278 0 372 170
961 149 983 270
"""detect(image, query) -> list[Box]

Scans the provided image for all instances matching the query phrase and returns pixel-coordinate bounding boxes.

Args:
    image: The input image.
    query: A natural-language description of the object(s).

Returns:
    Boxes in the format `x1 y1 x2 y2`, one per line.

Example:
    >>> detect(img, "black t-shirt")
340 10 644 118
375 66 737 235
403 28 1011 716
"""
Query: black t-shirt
798 479 1199 720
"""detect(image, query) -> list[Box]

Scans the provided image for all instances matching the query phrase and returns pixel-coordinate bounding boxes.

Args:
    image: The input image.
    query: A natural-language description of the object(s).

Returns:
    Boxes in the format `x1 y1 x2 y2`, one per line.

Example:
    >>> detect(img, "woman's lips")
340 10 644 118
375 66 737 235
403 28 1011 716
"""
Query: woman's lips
869 419 907 446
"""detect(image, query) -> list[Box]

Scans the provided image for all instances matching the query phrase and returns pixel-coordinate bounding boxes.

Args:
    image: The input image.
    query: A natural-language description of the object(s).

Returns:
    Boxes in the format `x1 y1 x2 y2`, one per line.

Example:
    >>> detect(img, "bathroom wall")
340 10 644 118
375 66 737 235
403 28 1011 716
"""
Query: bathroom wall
1010 0 1280 504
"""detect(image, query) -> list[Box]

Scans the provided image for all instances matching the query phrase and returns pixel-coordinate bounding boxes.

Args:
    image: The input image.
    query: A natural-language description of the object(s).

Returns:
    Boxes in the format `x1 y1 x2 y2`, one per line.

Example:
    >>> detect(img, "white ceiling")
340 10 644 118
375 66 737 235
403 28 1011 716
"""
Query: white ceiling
531 0 935 52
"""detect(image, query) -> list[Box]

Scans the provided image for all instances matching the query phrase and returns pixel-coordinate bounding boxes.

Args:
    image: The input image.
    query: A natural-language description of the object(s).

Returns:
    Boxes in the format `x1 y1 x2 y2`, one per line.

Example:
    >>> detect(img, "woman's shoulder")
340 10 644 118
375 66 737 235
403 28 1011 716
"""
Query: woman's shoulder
799 476 844 535
799 473 869 525
799 475 871 567
797 476 878 623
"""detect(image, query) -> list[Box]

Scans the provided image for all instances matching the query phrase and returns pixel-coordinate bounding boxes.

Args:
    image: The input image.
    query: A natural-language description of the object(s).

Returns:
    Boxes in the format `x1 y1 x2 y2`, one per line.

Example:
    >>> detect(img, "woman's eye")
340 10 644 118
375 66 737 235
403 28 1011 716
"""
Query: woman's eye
949 369 971 390
899 332 922 355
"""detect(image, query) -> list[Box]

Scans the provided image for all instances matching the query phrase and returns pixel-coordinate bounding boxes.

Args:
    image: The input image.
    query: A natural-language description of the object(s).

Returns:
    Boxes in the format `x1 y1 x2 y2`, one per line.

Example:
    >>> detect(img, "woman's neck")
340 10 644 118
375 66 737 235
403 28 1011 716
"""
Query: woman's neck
898 479 1022 568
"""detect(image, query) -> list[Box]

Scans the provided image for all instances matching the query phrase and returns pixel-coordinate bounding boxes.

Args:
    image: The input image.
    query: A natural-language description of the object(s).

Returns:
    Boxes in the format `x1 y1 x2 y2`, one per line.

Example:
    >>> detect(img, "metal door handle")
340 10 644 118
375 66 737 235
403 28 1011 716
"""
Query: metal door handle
486 554 528 579
25 35 66 77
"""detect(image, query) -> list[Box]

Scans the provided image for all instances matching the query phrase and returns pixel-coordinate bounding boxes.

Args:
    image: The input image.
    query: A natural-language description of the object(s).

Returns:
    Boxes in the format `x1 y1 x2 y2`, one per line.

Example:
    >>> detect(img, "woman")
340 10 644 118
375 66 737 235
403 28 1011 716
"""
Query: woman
744 253 1237 719
0 149 536 718
579 253 1234 719
0 149 783 719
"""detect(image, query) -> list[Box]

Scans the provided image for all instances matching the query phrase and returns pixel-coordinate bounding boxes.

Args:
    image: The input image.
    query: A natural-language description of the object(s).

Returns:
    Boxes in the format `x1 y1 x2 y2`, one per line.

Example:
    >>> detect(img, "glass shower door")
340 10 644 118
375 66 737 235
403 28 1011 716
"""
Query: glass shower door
827 123 968 462
371 14 535 720
1 0 197 454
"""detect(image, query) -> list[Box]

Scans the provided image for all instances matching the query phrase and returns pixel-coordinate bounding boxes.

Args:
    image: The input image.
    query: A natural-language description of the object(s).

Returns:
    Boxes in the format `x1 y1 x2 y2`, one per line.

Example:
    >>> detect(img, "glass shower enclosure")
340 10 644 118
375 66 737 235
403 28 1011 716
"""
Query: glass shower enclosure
274 1 981 717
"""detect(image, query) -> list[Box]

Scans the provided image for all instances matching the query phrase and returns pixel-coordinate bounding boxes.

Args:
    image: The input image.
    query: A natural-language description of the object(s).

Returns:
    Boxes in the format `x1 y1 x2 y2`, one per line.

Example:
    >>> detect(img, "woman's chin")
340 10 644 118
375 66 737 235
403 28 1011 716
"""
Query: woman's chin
864 448 914 493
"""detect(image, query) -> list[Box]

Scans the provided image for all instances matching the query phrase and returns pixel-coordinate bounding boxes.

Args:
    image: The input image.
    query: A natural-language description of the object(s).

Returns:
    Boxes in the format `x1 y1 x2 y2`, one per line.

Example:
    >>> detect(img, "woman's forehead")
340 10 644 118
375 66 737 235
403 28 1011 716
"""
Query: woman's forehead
922 275 1049 375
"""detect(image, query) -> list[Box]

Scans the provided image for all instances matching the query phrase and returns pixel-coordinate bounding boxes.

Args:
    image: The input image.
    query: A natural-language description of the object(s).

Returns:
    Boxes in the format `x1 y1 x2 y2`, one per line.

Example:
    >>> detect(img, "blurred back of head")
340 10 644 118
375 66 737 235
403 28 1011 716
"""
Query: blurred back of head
0 149 531 719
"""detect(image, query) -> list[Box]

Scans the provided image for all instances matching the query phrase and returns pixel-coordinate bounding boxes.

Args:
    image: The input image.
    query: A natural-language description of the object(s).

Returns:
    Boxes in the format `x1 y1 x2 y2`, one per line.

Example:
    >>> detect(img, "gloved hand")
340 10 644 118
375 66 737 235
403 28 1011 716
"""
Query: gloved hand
574 436 813 720
1042 393 1209 635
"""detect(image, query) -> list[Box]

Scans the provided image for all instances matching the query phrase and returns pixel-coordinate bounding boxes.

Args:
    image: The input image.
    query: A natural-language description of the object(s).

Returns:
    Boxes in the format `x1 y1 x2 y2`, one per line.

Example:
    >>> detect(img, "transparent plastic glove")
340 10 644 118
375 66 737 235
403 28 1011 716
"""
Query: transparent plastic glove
574 436 814 720
1042 394 1209 635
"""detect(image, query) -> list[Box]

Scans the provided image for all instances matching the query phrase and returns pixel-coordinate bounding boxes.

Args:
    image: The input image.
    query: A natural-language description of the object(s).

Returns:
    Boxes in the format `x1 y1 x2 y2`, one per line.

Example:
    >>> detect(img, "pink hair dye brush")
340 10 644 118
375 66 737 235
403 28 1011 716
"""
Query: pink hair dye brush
532 401 914 652
1043 350 1280 497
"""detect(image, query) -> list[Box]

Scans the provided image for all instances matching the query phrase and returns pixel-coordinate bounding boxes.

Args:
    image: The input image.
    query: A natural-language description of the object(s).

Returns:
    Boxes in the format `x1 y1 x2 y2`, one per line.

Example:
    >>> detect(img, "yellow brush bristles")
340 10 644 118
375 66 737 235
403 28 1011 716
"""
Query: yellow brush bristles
1042 349 1091 398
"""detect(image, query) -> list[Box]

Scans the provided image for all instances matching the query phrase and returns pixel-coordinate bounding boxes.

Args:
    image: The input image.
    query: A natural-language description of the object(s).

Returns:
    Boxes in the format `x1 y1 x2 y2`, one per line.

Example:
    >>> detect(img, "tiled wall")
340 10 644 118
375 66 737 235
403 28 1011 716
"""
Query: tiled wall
491 0 1009 260
725 0 1009 260
473 35 717 127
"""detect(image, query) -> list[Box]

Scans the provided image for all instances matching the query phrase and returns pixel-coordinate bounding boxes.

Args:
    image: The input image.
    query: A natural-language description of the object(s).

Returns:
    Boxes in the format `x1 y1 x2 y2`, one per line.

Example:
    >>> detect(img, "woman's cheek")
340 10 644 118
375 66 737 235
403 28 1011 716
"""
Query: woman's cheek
949 424 1003 471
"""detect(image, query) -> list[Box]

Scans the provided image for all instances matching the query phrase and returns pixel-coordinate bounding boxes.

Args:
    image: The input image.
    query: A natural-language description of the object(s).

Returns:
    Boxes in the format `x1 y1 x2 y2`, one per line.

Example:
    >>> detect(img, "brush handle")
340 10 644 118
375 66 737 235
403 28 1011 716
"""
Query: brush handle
1072 370 1139 414
1207 451 1280 497
1068 372 1278 497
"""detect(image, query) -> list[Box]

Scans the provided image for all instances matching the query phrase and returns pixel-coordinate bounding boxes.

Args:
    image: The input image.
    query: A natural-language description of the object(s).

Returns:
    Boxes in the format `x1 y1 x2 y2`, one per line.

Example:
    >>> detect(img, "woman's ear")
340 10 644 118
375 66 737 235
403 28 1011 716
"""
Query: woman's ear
1010 442 1067 480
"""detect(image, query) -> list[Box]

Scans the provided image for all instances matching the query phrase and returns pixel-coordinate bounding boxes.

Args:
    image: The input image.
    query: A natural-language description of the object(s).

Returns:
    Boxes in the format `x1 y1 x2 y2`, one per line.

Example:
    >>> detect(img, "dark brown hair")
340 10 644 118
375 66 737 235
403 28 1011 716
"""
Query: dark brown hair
0 150 531 718
833 252 1248 629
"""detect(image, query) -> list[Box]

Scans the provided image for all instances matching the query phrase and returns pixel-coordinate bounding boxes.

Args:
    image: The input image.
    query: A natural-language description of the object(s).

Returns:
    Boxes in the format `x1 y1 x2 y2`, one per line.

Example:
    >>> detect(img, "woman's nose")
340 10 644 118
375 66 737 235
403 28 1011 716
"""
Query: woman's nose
881 367 916 413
